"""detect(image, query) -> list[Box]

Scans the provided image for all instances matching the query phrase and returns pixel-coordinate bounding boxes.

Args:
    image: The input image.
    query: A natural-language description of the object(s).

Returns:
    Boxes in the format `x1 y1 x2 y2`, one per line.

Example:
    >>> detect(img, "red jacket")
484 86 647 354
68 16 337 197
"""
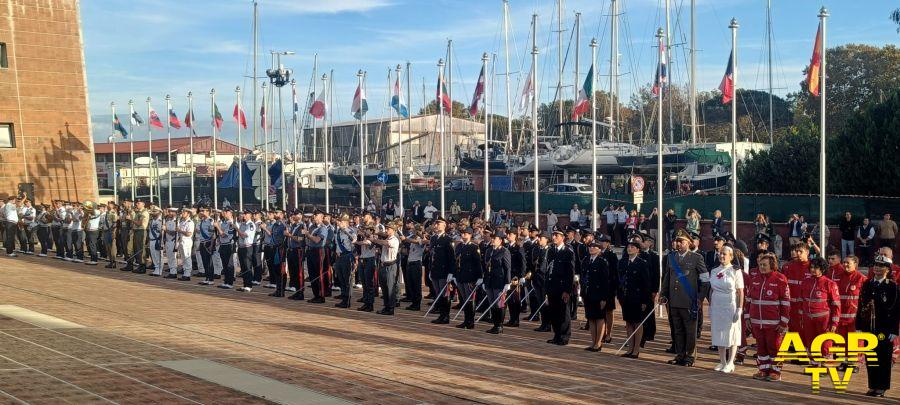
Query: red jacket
834 269 867 327
826 263 845 281
782 260 811 311
745 271 791 330
891 264 900 284
799 275 841 330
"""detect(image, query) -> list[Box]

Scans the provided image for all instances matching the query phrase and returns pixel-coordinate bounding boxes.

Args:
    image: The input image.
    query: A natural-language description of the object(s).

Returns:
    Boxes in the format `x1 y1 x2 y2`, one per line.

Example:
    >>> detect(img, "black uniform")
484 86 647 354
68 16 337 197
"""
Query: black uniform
530 243 550 328
546 243 575 344
453 241 484 327
856 278 900 393
484 245 512 330
569 240 586 320
641 249 661 344
618 255 652 323
601 247 619 312
428 232 456 322
580 254 610 320
506 243 526 326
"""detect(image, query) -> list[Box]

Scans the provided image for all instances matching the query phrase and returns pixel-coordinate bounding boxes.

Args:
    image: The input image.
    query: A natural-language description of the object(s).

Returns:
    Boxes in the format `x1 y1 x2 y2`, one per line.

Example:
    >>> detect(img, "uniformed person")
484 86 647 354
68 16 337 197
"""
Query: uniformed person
332 214 357 308
661 229 708 367
639 232 661 347
531 233 552 332
483 231 511 334
175 208 195 280
856 255 900 397
581 239 610 352
147 207 164 276
285 212 306 300
372 223 401 315
304 210 328 303
128 200 149 273
598 233 619 343
262 210 288 297
618 241 652 358
402 224 426 311
453 227 483 329
195 207 216 282
235 210 257 291
103 202 118 268
164 208 179 276
428 217 456 324
505 231 526 327
546 230 575 345
117 199 133 267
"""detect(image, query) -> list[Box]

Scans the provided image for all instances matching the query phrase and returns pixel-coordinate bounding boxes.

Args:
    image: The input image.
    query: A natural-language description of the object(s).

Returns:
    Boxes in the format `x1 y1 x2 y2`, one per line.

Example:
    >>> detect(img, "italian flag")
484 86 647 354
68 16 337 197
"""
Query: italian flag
571 64 593 120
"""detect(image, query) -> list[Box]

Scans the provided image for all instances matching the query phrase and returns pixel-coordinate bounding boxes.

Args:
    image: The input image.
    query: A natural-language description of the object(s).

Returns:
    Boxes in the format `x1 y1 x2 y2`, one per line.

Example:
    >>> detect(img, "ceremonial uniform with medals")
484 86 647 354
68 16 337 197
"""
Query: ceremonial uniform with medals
428 223 456 324
661 230 708 366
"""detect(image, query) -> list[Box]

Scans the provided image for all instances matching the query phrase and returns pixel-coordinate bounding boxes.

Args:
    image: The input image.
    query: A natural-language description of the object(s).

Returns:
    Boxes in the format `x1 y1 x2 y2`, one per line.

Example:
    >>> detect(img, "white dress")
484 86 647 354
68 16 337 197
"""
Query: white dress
709 264 744 347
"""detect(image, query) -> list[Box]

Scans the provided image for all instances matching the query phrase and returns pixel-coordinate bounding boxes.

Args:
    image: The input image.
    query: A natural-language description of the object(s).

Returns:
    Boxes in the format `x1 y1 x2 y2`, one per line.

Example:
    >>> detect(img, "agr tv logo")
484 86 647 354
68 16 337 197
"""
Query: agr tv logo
775 332 878 393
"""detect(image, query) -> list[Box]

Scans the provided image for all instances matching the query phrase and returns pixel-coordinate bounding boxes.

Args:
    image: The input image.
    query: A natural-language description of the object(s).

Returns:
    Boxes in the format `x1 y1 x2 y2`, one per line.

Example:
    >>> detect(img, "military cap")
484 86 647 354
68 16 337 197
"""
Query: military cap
755 233 771 244
638 230 655 242
874 255 893 266
589 240 604 248
493 231 507 239
338 214 350 222
595 232 610 242
461 227 474 235
551 229 565 236
689 231 701 240
528 224 540 232
714 234 726 242
579 228 593 237
674 229 692 241
434 216 447 223
629 233 644 242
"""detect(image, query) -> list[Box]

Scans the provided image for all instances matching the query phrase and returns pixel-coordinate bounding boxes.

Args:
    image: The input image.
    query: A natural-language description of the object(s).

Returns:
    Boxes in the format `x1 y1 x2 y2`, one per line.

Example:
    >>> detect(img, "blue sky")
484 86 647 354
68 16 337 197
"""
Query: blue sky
82 0 899 143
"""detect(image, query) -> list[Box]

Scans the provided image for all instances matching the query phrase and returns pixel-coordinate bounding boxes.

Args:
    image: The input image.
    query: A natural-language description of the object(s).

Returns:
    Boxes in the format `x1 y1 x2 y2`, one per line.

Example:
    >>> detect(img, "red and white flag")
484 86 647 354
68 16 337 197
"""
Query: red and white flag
148 107 164 129
233 104 247 129
719 50 735 104
468 65 486 117
309 85 328 119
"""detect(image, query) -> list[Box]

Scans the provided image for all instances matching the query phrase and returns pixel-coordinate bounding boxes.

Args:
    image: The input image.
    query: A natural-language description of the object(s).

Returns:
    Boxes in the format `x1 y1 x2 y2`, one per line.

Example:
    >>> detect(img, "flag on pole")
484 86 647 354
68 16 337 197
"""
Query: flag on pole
352 80 369 120
168 108 182 129
806 21 823 97
213 103 224 129
719 51 735 104
391 76 409 118
572 64 594 119
518 61 534 112
652 37 668 96
260 95 267 129
436 70 451 113
233 104 247 129
148 108 164 128
131 111 144 126
468 65 486 117
184 109 196 135
309 86 328 119
113 114 128 138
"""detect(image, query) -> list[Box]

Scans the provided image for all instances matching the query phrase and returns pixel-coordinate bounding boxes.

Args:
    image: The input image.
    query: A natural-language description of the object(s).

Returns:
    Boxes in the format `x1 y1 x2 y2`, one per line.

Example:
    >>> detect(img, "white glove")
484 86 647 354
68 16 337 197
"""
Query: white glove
446 274 454 283
503 284 511 292
574 275 580 283
475 278 483 286
733 310 741 323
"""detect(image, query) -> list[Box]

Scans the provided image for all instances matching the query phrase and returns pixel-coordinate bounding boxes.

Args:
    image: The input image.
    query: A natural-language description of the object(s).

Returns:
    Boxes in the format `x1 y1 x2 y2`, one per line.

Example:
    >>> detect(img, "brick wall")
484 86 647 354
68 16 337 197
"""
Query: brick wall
0 0 96 203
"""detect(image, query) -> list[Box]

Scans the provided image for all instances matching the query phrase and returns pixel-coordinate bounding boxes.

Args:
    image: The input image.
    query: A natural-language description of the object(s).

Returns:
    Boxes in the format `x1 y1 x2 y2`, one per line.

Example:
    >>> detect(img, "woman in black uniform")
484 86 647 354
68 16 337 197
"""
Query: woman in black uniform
581 240 610 351
857 255 900 397
618 241 652 358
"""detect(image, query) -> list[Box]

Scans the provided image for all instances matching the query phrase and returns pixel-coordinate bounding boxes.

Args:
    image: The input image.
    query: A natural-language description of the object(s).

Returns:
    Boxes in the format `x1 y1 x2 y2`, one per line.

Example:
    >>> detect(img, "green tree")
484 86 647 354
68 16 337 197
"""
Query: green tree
737 120 820 194
790 44 900 135
699 89 793 144
827 89 900 196
419 100 470 119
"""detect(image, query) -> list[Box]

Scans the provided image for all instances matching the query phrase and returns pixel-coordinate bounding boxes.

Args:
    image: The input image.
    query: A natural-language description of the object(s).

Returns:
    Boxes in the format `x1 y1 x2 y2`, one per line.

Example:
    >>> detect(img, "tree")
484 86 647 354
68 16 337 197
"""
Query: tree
790 44 900 135
827 89 900 196
419 100 470 119
737 120 820 194
699 89 793 144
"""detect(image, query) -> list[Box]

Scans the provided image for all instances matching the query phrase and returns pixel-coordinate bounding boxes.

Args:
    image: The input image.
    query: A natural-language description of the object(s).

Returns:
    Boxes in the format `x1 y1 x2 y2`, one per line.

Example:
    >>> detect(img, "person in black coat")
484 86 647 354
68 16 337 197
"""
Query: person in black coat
453 228 484 329
581 241 610 352
618 241 652 358
857 256 900 397
505 232 526 327
598 233 619 343
639 232 661 347
428 218 456 324
546 230 576 345
483 232 512 334
530 234 551 331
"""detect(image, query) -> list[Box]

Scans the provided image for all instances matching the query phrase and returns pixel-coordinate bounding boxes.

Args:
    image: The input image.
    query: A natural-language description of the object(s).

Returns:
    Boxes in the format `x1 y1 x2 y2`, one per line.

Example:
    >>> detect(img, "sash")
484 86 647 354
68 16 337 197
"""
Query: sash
337 228 352 255
668 252 699 319
199 219 211 241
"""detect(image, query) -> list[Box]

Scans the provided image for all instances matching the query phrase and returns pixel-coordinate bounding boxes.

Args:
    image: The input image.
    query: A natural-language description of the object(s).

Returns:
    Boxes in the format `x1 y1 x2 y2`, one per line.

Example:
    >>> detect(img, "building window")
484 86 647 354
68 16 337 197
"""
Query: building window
0 43 6 68
0 124 14 148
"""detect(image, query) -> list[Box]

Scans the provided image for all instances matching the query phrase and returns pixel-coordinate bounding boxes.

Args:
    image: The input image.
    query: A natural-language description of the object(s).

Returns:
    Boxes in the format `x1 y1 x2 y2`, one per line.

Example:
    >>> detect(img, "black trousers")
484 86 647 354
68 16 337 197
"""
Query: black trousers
51 225 63 257
286 248 302 291
264 245 283 291
866 335 894 391
37 227 50 255
360 257 377 305
117 228 130 260
548 293 571 343
4 222 17 254
219 244 234 284
17 226 34 253
670 307 698 362
237 246 254 287
642 304 657 344
378 262 398 311
85 230 99 262
308 248 325 298
334 253 354 301
406 260 423 307
199 241 214 282
529 281 545 322
252 243 263 283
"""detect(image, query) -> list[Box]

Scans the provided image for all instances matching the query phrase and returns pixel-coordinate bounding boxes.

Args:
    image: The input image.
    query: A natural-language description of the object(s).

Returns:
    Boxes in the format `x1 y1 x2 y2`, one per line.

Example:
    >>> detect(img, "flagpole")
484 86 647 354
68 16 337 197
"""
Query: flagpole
531 43 539 227
357 69 365 212
291 79 298 210
437 58 446 218
387 68 393 207
447 40 454 177
818 7 828 250
211 88 218 210
263 80 270 211
656 27 665 277
279 77 287 212
503 0 513 152
165 94 173 207
236 86 244 211
187 92 195 207
481 52 490 222
110 102 118 201
610 0 618 143
322 73 330 210
311 54 318 161
729 18 738 238
128 99 136 201
590 38 598 228
396 64 405 218
146 97 153 204
406 62 413 173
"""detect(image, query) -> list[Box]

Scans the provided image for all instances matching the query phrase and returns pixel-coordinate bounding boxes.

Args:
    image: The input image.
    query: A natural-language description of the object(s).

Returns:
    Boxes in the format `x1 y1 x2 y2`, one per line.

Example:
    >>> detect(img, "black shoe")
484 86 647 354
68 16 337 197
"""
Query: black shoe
400 297 412 303
456 322 474 329
148 273 160 277
431 316 450 325
404 305 420 311
486 326 502 334
452 303 462 310
133 266 146 274
307 297 326 304
357 305 373 312
504 320 519 327
708 345 718 351
269 291 284 297
603 336 612 344
534 325 552 332
376 309 394 315
682 360 694 367
665 346 676 354
214 274 221 279
288 292 305 300
104 263 115 269
335 301 351 308
547 338 561 344
356 297 365 303
555 340 568 346
179 276 191 281
164 274 177 279
667 358 684 365
121 266 133 272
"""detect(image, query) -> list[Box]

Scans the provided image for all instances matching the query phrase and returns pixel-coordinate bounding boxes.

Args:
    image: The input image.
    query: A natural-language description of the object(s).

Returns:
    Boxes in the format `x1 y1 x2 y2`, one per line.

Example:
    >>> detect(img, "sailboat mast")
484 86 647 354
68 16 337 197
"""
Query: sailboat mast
665 0 674 144
574 12 580 136
531 14 539 227
252 1 258 148
690 0 697 144
609 0 618 143
557 0 564 128
448 40 454 176
503 0 513 153
767 0 774 145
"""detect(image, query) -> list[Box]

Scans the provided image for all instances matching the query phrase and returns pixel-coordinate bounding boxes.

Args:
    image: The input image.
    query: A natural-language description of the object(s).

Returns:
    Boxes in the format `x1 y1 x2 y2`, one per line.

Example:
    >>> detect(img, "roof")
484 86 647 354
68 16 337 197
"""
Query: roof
93 136 250 155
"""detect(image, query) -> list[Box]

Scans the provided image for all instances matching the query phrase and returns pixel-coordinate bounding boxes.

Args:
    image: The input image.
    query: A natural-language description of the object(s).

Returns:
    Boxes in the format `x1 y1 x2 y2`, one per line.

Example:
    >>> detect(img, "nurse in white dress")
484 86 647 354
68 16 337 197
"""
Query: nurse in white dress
709 246 745 373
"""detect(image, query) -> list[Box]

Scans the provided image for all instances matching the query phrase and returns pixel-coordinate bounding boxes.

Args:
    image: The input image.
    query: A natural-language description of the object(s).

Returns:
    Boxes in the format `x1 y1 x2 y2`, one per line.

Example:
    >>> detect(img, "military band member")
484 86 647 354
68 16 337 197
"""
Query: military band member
176 208 195 280
36 203 54 257
148 208 164 276
1 196 18 257
546 230 575 345
84 203 101 265
453 227 483 329
235 210 257 291
531 233 551 332
428 217 456 324
52 200 66 259
332 214 357 308
252 211 264 286
128 200 149 273
355 223 378 312
483 232 511 334
17 199 36 254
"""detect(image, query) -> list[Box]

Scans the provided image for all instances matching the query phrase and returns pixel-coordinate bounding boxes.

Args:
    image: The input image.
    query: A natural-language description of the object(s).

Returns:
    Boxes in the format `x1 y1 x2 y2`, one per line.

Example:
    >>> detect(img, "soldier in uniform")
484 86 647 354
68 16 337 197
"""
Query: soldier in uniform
332 214 357 307
428 217 456 324
581 239 610 352
546 230 575 345
402 224 426 311
117 199 133 267
285 211 306 300
639 232 661 347
304 211 328 303
36 203 53 257
857 255 900 397
147 207 164 276
483 231 511 334
618 241 652 358
175 208 195 281
164 208 179 275
505 231 525 327
372 223 401 315
103 202 118 268
211 208 235 287
129 200 149 273
235 210 257 291
598 234 619 343
453 227 483 329
261 210 287 297
531 233 551 331
660 229 708 367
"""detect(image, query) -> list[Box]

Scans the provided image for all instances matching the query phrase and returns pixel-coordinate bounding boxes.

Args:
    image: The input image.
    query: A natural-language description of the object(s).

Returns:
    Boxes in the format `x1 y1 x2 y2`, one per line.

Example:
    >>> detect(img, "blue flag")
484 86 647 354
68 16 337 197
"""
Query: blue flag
390 77 409 118
113 114 128 138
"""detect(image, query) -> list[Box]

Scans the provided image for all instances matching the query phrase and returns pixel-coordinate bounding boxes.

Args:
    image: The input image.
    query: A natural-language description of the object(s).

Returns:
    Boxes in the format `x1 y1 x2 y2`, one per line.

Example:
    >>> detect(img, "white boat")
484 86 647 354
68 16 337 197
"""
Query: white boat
671 163 732 193
549 141 641 174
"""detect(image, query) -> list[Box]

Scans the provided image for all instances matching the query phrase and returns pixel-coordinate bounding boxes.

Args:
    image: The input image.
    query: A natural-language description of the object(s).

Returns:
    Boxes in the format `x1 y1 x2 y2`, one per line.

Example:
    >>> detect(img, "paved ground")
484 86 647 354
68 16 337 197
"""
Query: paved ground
0 255 895 404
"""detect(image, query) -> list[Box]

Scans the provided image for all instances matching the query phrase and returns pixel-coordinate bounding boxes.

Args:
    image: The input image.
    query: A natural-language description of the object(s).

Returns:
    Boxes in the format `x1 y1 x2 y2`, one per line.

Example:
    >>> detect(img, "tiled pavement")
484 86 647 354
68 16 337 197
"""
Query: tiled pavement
0 255 896 404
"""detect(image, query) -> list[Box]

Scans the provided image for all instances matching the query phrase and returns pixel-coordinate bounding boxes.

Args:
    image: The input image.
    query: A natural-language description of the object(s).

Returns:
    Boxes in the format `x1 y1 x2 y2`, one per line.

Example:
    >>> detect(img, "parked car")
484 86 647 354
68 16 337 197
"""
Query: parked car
445 178 473 191
543 183 592 195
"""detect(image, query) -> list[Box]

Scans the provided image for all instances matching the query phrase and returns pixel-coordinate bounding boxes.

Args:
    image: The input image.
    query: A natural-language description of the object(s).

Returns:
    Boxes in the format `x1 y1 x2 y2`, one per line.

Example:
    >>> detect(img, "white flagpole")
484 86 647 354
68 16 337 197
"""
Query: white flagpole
110 102 118 201
146 97 153 204
291 79 298 209
590 38 598 228
128 99 136 202
531 15 539 227
211 88 218 210
322 73 330 210
165 94 173 207
438 58 446 218
396 64 405 217
656 27 665 277
263 81 270 211
357 69 365 212
729 18 739 238
481 53 490 222
187 92 195 207
818 7 829 250
236 86 244 211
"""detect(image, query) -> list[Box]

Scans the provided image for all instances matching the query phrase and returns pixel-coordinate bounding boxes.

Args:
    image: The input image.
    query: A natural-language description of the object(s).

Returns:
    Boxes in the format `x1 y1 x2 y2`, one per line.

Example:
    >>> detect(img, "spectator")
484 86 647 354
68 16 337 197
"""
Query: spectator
857 217 876 266
685 209 700 236
615 205 628 246
570 204 581 227
422 201 438 222
366 200 377 215
579 209 589 229
546 210 558 233
711 210 725 238
839 211 855 260
878 213 897 248
603 204 616 240
754 213 773 237
664 209 677 246
625 209 639 237
788 213 806 247
383 199 396 220
410 201 424 223
449 200 461 221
